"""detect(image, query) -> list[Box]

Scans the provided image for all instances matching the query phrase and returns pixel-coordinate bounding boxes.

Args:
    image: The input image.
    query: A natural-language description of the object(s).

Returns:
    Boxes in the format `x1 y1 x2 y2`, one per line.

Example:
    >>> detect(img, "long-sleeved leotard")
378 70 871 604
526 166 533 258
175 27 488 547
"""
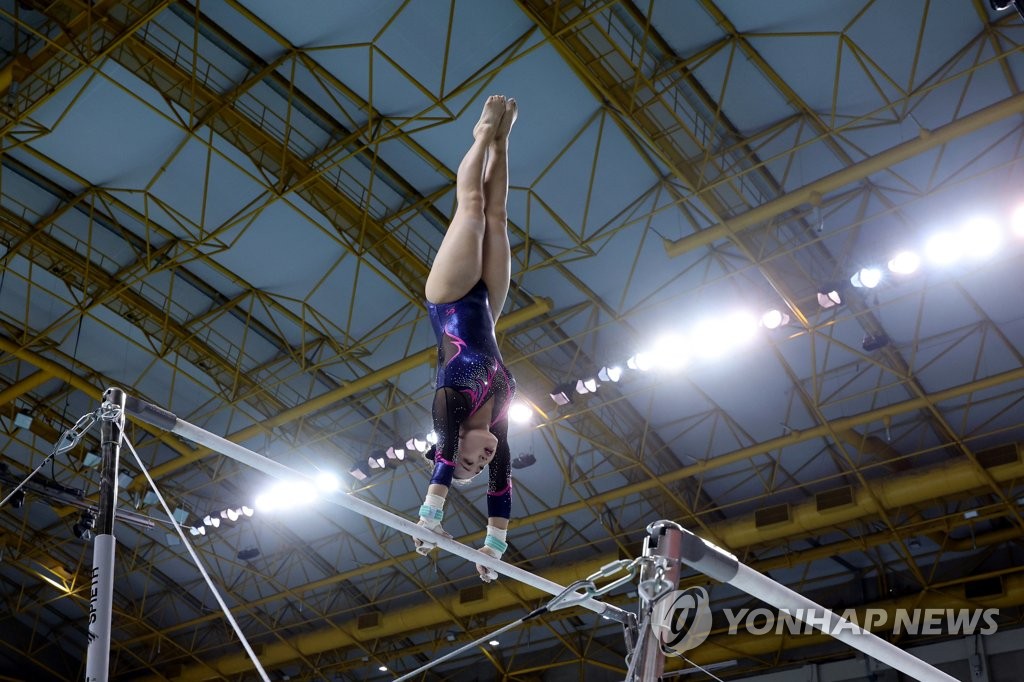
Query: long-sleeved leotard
425 280 515 518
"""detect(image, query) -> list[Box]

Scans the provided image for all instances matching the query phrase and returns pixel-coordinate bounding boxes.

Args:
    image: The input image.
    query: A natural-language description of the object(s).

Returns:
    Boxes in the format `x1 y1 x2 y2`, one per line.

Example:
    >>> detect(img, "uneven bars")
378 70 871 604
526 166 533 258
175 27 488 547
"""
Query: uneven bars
668 524 958 682
123 394 630 624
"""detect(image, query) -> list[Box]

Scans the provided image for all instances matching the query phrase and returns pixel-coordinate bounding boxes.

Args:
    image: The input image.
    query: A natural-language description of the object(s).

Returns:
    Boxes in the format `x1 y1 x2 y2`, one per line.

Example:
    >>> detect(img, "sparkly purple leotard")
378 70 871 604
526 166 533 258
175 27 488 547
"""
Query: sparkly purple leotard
426 280 515 518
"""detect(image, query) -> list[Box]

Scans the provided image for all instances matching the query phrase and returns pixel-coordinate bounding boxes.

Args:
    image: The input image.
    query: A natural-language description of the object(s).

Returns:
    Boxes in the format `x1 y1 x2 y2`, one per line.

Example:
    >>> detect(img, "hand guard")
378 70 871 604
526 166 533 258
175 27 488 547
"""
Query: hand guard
475 526 508 582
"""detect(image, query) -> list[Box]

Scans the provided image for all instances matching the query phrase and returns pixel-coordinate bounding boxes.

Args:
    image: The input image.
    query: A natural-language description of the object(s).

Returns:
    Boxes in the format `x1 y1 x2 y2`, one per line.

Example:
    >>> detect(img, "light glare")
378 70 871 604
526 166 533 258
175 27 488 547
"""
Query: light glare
960 216 1002 259
1012 205 1024 238
255 480 318 513
760 309 789 330
851 267 882 289
925 230 962 265
692 313 757 358
315 472 340 493
627 352 652 372
508 401 532 423
887 250 920 275
650 334 689 370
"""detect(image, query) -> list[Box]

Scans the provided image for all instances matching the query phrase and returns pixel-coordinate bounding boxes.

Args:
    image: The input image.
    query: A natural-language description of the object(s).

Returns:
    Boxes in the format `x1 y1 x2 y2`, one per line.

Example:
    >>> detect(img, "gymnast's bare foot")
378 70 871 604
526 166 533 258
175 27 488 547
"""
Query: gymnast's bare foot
473 95 506 142
493 98 517 143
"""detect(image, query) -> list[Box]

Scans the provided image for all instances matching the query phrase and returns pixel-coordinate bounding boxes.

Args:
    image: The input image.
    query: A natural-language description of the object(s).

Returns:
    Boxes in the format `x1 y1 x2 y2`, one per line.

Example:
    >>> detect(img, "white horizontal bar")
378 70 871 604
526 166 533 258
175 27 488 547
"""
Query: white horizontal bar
162 415 629 623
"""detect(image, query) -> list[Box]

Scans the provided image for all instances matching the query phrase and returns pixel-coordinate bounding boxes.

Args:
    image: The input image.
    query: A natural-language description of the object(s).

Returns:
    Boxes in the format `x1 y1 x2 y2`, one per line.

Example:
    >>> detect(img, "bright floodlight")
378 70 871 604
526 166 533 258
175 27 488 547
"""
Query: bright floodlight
626 352 652 372
241 506 254 517
575 377 598 394
1012 204 1024 238
887 250 921 275
315 471 340 493
960 216 1002 259
760 309 790 330
691 313 757 358
649 333 689 370
226 508 240 522
489 640 500 647
255 480 318 513
598 365 622 382
850 266 882 289
925 230 962 265
426 431 438 445
508 401 532 423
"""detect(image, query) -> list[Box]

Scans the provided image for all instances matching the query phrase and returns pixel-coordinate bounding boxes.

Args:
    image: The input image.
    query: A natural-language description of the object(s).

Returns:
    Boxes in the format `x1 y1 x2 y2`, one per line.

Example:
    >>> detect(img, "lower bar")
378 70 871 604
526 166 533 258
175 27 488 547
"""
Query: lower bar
125 396 629 624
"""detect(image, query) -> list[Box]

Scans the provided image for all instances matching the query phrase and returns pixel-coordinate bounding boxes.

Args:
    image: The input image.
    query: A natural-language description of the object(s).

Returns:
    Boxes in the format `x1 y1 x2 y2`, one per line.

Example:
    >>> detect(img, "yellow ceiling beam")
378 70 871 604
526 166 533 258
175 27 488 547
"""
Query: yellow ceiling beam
0 370 51 407
0 335 192 459
663 90 1024 257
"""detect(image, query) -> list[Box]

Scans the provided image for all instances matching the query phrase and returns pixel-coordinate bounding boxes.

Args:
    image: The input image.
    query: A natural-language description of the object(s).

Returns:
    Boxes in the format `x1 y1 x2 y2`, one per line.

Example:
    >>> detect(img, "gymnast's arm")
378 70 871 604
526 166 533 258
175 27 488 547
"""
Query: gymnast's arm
476 415 511 581
414 387 470 554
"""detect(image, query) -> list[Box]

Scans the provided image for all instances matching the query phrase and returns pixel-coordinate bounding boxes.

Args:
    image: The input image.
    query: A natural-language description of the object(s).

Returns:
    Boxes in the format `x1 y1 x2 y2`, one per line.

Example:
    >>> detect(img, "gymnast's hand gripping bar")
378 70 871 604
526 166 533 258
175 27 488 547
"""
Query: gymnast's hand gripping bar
122 393 632 625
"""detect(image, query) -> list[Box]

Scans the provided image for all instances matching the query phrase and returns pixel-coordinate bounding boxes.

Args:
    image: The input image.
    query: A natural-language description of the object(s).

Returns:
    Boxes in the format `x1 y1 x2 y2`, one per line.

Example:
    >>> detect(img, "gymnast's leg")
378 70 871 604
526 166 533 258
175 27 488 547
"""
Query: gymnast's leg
424 95 506 305
480 98 516 322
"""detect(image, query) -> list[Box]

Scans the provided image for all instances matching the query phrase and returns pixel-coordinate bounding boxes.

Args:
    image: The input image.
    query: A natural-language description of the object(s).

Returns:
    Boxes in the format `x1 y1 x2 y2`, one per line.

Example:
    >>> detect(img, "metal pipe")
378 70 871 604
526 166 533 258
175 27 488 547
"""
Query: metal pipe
635 522 684 680
85 388 126 682
674 527 956 682
0 370 51 406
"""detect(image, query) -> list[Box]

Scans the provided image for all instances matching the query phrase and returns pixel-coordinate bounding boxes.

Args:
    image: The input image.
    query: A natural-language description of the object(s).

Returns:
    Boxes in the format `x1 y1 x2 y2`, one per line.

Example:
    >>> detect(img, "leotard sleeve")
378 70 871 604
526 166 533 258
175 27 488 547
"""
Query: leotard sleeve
428 386 469 487
486 415 512 519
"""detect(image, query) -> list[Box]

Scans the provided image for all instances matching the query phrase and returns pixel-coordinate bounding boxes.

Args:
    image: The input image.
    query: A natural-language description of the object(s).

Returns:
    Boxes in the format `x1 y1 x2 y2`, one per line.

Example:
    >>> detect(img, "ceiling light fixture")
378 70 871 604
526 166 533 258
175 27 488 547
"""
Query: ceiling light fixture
760 309 790 329
887 250 921 275
816 285 843 309
626 352 652 372
549 382 574 405
348 462 370 481
850 266 882 289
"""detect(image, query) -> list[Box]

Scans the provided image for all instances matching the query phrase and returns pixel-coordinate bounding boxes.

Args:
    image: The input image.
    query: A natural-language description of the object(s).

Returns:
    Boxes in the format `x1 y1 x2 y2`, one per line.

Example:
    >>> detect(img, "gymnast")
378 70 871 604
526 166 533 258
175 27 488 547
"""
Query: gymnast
414 95 518 583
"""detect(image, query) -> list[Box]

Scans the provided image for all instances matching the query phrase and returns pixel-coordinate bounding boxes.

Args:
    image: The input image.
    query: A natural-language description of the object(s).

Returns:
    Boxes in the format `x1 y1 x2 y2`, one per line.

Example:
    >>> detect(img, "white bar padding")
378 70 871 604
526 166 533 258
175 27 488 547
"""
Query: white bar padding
729 564 957 682
85 533 116 682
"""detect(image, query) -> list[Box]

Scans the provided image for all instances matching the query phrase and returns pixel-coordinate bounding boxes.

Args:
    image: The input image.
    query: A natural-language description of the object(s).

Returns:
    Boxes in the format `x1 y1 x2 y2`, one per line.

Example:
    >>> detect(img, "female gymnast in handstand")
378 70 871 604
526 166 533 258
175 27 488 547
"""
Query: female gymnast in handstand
414 95 518 583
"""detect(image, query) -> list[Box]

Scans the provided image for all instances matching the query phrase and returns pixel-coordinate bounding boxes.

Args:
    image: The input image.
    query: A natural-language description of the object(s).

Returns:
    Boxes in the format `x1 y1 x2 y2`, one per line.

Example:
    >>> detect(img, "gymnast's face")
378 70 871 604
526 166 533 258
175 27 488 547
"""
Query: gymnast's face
454 426 498 481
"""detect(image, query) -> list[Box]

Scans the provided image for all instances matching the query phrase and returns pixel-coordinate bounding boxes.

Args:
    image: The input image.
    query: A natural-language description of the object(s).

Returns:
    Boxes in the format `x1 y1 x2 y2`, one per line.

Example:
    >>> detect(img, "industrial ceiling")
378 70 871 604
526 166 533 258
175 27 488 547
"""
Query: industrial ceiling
1 1 1023 680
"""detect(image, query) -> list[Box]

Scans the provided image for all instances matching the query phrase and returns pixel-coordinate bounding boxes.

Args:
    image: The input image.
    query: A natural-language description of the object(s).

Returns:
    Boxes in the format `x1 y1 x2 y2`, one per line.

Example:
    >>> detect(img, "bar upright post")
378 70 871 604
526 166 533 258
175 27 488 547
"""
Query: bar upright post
85 387 125 682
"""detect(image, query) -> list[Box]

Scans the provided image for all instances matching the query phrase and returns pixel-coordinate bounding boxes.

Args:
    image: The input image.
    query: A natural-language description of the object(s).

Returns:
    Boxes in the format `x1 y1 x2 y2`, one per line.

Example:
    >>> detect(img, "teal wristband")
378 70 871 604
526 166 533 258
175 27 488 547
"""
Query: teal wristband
484 534 508 554
419 505 444 522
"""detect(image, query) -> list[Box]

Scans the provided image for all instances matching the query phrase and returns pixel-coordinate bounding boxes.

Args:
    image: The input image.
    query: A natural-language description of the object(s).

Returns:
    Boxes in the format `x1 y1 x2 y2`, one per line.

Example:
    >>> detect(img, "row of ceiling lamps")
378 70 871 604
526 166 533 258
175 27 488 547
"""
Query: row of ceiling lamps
813 207 1024 313
552 206 1024 403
